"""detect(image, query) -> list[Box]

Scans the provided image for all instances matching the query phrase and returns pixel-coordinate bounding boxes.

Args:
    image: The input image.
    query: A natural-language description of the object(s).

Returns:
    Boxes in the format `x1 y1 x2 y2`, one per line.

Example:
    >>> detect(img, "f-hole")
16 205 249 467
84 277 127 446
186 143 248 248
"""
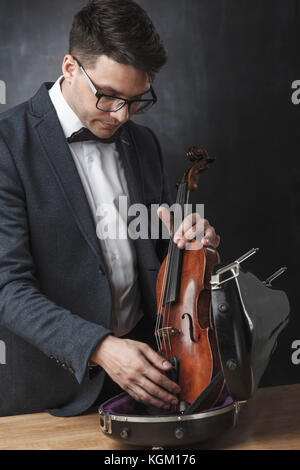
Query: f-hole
182 313 200 343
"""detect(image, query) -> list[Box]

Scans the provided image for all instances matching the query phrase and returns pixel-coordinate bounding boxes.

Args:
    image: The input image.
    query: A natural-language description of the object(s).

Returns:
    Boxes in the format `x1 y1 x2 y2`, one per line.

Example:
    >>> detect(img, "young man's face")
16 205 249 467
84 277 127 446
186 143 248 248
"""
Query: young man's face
61 54 151 138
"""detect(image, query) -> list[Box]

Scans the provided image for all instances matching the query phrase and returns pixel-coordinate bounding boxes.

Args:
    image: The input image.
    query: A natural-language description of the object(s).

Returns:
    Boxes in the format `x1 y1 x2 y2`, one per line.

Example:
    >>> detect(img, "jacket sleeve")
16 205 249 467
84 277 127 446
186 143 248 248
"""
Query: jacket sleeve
0 134 112 384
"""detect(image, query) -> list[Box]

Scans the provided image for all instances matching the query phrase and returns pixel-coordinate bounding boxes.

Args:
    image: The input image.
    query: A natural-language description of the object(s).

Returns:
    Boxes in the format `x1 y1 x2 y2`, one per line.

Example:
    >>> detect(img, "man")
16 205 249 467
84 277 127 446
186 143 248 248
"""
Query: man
0 0 219 417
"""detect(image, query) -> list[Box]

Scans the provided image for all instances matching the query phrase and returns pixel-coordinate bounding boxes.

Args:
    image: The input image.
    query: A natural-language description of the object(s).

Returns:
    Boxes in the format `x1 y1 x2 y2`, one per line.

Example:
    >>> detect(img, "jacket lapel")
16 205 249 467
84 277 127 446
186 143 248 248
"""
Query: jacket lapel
116 124 144 206
117 125 161 272
29 82 107 273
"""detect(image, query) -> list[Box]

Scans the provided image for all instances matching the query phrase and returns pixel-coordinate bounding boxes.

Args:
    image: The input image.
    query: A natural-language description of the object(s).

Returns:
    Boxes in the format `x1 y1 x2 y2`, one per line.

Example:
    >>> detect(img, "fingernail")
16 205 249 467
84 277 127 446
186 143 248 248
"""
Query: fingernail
162 360 171 368
178 240 185 249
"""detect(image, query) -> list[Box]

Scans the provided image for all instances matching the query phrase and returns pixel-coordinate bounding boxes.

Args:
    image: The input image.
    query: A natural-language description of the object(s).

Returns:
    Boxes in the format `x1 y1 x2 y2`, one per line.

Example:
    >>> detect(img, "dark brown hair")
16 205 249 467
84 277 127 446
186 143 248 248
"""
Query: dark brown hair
69 0 167 81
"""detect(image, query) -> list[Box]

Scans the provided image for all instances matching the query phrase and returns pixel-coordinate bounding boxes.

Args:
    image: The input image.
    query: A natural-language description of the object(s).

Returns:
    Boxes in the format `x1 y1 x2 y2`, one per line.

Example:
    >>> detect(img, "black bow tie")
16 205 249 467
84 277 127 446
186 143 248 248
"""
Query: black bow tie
67 126 122 144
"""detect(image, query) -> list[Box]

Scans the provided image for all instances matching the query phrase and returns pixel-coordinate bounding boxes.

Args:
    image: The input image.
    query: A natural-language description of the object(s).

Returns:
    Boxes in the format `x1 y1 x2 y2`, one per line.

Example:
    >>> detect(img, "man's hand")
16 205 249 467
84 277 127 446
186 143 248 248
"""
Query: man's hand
157 206 220 250
91 335 181 410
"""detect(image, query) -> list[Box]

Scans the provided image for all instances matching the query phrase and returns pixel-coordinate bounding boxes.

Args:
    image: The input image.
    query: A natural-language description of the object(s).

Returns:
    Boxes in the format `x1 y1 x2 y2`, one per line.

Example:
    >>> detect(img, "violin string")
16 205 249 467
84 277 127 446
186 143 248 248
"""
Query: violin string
155 261 168 352
155 182 186 361
155 237 172 356
155 255 166 352
165 183 185 360
155 217 173 354
164 196 178 360
168 187 189 358
155 247 167 352
165 230 174 359
155 198 179 358
166 187 190 359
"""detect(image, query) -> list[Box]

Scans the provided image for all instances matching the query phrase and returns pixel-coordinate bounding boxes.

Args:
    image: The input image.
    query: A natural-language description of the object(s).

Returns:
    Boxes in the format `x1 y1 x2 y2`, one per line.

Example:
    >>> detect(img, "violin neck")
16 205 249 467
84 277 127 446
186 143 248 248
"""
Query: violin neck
162 182 189 305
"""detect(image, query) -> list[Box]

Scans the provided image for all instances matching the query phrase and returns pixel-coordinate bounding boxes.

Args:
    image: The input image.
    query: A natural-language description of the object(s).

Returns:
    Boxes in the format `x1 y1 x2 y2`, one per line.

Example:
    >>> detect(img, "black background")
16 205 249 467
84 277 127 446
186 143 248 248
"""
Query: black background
0 0 299 387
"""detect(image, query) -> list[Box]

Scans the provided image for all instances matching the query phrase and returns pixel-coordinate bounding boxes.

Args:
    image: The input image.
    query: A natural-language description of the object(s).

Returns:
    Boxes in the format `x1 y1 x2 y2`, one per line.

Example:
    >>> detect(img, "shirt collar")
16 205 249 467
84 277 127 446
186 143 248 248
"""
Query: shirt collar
48 75 85 139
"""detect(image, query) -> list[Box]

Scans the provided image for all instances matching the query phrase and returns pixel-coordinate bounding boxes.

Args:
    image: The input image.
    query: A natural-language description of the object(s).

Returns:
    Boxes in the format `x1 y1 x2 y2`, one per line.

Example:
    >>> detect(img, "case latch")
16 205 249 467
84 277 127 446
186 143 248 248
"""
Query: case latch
99 409 112 434
211 248 259 290
234 400 248 415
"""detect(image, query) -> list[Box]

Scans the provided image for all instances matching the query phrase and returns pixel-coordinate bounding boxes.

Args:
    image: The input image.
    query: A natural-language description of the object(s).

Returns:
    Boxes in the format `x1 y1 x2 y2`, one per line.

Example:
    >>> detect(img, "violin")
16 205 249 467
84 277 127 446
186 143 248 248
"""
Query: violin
154 145 225 414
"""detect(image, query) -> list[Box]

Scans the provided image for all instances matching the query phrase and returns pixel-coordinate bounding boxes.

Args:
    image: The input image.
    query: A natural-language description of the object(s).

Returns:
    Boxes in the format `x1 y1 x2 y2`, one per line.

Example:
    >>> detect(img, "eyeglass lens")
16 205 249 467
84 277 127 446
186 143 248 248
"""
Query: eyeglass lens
96 95 153 114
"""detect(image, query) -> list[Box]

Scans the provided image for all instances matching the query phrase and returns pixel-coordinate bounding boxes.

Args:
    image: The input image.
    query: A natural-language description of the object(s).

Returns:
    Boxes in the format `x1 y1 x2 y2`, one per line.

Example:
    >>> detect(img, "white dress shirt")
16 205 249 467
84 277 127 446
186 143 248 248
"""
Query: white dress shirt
49 75 143 337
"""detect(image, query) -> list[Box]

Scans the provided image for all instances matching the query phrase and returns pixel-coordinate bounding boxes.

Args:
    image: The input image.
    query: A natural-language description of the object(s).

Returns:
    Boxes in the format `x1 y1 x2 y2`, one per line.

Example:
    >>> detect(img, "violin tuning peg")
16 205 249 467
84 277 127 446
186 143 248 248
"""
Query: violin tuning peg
196 167 208 174
186 146 205 161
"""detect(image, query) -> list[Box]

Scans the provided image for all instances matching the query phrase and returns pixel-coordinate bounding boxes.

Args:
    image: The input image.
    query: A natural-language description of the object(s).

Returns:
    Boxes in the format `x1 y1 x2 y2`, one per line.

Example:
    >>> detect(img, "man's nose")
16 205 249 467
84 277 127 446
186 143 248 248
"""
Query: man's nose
112 103 130 124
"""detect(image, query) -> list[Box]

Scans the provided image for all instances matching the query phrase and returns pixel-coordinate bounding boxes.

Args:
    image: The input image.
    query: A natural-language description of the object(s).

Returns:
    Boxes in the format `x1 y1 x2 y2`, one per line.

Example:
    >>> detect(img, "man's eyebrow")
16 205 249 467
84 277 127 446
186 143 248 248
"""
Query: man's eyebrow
98 84 151 99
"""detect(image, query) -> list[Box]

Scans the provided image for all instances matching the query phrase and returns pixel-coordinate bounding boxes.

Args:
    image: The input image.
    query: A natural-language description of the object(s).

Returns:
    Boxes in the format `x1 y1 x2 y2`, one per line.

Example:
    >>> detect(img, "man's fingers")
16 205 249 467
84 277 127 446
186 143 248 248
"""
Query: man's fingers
174 213 203 241
128 374 179 410
138 343 181 394
139 342 172 372
126 382 175 410
201 225 220 248
113 342 181 408
184 222 204 242
157 206 173 236
173 212 200 240
94 337 181 409
172 214 220 250
157 209 220 250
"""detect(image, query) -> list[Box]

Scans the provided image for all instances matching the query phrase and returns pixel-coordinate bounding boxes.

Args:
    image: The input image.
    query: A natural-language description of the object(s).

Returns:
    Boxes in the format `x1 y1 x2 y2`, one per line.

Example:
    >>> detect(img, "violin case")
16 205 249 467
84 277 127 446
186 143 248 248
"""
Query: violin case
98 254 290 448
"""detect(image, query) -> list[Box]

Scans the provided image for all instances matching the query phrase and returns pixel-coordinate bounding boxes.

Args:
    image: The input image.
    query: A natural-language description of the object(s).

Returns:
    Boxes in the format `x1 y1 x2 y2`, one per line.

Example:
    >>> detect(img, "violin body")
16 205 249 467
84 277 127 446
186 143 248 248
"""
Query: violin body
156 245 224 411
154 145 224 413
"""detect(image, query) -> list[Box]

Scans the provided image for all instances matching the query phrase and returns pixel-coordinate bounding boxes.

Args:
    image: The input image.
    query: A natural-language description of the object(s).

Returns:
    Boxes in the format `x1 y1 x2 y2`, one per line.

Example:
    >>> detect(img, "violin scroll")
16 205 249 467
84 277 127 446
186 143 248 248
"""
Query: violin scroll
186 145 208 162
183 145 216 192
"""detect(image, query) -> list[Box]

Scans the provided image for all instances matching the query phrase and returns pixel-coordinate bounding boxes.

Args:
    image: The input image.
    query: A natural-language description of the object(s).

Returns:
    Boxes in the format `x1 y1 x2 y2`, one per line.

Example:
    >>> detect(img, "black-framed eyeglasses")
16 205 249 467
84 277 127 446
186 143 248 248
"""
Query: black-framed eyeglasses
73 56 157 115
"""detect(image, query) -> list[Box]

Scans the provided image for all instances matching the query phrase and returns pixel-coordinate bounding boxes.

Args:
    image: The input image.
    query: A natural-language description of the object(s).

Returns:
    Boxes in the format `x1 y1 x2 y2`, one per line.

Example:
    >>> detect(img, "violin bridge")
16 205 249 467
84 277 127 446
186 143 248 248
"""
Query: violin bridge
156 327 181 338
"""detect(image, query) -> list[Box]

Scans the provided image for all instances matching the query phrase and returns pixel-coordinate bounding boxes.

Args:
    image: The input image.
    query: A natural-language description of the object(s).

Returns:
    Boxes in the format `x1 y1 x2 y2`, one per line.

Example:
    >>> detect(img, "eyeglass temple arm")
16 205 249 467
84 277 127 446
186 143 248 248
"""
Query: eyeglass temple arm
151 86 157 102
73 56 98 95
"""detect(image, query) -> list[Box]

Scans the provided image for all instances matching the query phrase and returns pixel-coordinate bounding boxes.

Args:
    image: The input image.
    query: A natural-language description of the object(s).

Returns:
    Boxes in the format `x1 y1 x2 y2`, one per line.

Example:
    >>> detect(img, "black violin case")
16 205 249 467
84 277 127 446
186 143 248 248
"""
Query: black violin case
98 251 290 448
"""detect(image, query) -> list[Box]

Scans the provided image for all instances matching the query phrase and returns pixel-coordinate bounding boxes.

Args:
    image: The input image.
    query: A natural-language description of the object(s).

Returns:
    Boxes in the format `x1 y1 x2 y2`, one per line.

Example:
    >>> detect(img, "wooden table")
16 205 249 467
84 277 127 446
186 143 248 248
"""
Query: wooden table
0 384 299 450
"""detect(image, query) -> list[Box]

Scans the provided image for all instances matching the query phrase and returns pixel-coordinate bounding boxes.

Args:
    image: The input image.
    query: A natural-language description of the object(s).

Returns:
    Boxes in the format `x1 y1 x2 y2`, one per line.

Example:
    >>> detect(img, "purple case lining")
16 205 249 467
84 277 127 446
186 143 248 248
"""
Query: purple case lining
101 390 234 416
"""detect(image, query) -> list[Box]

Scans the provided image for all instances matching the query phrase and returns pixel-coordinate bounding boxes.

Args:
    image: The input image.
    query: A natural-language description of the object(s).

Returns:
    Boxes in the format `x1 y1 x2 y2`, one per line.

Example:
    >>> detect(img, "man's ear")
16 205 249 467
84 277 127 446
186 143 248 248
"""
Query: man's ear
62 55 77 82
